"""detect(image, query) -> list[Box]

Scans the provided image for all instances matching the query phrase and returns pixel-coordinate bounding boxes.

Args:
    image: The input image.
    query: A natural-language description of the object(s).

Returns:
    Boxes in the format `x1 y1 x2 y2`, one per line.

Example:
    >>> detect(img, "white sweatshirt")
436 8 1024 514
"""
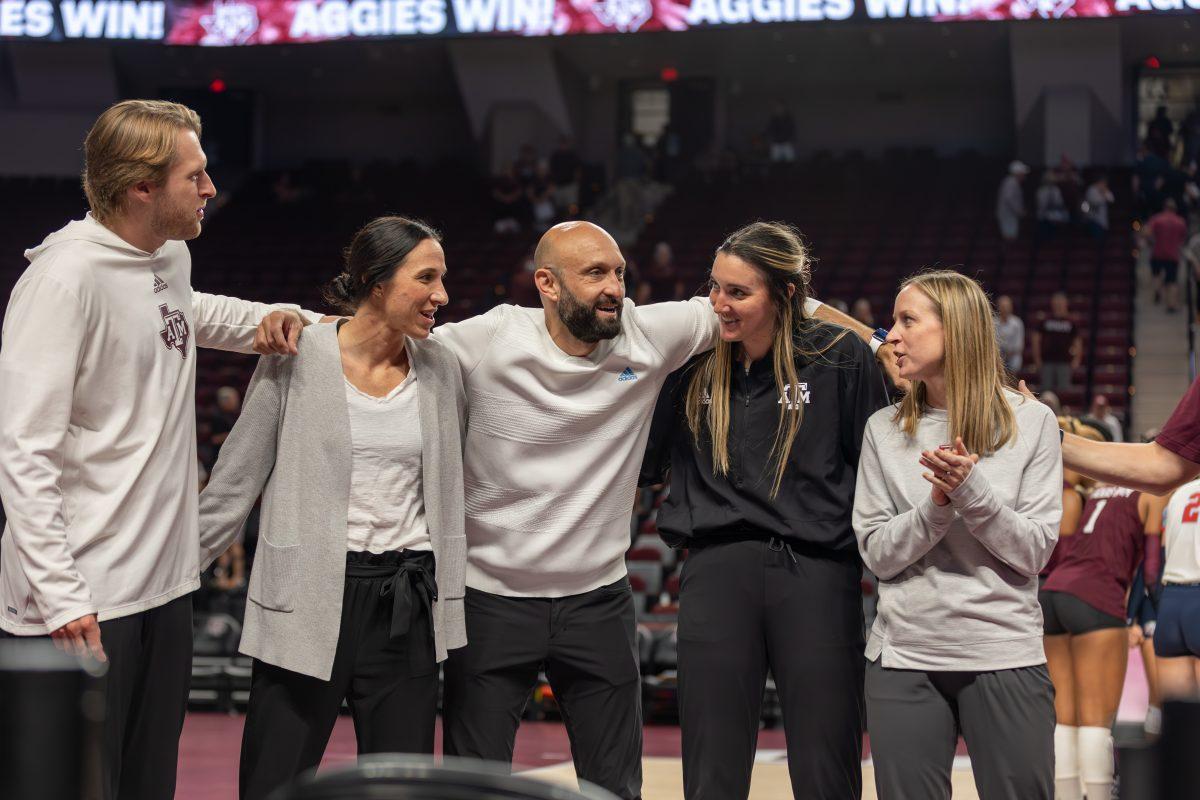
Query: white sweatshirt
1163 477 1200 585
435 298 718 597
853 391 1062 671
0 214 311 634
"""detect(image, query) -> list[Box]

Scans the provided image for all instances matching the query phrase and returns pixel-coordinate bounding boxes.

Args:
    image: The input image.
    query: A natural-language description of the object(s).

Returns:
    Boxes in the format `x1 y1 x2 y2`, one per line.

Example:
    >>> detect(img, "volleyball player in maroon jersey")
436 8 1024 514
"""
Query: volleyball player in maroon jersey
1039 418 1093 586
1039 484 1167 800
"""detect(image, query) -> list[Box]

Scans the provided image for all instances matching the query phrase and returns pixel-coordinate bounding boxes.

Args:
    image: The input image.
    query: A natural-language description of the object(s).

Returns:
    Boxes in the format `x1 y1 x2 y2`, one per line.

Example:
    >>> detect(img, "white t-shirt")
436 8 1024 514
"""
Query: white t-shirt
0 214 307 634
1163 478 1200 585
344 369 431 554
434 298 718 597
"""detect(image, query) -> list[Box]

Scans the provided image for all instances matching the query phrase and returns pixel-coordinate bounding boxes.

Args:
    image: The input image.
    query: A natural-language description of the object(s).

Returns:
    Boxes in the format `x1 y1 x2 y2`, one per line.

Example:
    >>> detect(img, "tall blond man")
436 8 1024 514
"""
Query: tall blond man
0 100 309 799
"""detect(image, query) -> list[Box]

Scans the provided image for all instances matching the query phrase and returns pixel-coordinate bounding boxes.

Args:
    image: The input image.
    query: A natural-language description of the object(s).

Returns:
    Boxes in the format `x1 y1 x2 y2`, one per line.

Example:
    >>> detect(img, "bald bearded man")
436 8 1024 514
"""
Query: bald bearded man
255 222 896 798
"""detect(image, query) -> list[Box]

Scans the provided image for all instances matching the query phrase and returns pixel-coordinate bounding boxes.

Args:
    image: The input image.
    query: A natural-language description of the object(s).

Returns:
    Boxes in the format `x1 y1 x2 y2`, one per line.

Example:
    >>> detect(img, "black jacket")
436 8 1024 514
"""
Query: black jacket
640 321 890 554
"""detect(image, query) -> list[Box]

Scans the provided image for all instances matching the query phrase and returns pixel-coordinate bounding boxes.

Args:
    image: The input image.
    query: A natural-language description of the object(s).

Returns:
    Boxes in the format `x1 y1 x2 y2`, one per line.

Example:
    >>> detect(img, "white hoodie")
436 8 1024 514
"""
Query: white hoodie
0 214 310 634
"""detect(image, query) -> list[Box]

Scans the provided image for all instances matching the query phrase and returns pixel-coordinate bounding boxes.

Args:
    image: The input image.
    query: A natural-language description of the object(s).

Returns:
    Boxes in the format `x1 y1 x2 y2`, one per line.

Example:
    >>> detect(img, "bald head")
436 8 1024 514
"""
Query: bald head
532 220 626 346
534 221 622 275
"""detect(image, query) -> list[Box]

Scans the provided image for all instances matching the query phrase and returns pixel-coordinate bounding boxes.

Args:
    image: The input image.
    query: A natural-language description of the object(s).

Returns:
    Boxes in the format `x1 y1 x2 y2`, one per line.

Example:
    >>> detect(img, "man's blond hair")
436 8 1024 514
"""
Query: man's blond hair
82 100 202 222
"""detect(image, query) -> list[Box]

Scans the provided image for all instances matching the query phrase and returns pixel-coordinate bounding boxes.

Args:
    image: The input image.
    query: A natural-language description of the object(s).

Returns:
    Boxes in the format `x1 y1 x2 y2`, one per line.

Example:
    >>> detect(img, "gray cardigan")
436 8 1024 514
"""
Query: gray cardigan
198 323 467 681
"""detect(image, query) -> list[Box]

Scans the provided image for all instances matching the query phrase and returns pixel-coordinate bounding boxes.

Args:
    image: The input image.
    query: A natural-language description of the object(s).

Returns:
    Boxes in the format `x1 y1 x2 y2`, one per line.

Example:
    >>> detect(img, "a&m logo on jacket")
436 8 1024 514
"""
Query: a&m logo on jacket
779 382 811 410
159 304 190 358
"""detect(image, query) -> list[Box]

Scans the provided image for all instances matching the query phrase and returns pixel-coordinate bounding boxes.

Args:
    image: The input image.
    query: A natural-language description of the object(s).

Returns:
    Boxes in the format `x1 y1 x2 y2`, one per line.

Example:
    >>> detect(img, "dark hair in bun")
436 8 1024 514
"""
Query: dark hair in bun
322 215 441 314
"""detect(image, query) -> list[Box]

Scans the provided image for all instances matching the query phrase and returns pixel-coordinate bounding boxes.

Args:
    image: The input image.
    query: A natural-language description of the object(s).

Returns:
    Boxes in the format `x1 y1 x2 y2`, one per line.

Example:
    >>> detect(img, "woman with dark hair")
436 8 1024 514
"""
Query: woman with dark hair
198 216 468 800
641 221 889 799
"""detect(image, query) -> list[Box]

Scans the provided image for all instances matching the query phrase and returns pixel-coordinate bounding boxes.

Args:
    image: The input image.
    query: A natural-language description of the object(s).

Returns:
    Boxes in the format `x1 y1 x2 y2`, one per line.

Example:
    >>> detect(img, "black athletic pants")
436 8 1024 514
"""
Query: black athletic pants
865 659 1055 800
94 593 194 800
677 538 865 800
442 578 643 800
239 551 438 800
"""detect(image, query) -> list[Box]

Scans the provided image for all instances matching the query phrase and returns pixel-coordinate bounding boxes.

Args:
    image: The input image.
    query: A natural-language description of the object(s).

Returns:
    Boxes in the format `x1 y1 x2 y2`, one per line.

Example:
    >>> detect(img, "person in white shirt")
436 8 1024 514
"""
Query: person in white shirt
0 100 308 800
1082 176 1115 240
258 219 898 799
994 294 1024 373
1087 394 1124 443
1153 477 1200 699
996 161 1029 241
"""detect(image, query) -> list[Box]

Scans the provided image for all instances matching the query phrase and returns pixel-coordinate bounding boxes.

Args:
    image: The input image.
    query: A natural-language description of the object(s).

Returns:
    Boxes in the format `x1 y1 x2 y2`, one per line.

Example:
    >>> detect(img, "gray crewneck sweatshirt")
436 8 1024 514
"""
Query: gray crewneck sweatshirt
853 390 1062 671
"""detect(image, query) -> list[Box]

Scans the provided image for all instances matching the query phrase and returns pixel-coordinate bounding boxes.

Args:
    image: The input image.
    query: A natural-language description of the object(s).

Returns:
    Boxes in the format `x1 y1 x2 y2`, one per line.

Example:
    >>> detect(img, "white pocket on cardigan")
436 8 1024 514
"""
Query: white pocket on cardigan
247 537 301 613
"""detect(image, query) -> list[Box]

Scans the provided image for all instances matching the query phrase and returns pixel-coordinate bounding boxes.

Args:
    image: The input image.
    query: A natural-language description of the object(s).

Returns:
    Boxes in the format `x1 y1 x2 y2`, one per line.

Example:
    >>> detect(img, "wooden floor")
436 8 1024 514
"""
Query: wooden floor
525 757 983 799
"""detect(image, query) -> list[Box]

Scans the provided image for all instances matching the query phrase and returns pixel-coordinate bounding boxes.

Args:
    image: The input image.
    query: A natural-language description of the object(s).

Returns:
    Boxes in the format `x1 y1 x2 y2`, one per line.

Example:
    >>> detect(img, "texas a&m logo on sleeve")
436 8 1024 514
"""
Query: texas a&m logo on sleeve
159 304 191 358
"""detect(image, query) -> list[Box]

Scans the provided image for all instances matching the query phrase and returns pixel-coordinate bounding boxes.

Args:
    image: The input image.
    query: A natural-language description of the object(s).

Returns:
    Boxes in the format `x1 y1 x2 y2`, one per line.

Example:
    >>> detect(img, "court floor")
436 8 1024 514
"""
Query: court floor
175 651 1151 799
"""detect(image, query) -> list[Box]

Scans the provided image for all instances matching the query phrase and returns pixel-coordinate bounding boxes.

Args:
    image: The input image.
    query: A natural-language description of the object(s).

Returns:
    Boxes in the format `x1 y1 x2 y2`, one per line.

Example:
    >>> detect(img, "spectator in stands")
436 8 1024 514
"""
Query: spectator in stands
0 99 310 800
549 136 583 214
1056 155 1084 216
1134 145 1170 221
1146 198 1188 312
1148 106 1174 160
528 162 558 233
1036 170 1070 241
1183 108 1200 168
1082 175 1115 239
825 297 850 314
636 241 686 304
1032 292 1082 394
856 270 1059 799
491 166 525 234
513 143 539 187
994 294 1025 373
507 247 541 307
642 221 888 800
209 386 241 451
766 101 797 164
1040 390 1064 417
198 216 468 800
1088 394 1124 443
615 134 652 230
997 160 1030 241
852 297 875 329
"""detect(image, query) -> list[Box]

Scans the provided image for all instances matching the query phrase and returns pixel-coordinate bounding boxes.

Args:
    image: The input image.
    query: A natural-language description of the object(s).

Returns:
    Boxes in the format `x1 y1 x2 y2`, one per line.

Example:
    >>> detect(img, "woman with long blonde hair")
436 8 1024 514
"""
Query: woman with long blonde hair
641 221 890 799
853 270 1061 800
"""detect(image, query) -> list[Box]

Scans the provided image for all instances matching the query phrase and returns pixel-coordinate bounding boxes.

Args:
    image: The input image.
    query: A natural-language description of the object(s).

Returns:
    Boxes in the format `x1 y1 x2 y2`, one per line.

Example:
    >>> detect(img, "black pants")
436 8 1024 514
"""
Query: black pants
92 593 194 800
865 659 1055 800
677 539 865 800
239 551 438 800
442 578 642 800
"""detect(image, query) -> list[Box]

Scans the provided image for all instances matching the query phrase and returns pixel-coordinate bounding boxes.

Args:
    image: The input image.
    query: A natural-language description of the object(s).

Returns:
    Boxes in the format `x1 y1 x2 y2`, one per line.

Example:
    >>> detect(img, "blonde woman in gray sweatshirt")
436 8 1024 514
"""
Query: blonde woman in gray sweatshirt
853 270 1062 800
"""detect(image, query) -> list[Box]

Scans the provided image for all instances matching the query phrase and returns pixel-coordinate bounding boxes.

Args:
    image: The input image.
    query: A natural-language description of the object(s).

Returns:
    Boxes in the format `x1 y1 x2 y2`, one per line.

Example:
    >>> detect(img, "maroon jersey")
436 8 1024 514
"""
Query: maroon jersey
1043 485 1144 619
1041 480 1078 579
1158 376 1200 465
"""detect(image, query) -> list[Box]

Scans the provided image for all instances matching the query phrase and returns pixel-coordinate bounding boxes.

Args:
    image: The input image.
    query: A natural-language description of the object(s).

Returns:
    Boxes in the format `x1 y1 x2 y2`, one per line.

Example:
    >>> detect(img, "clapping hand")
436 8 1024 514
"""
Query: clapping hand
920 437 980 506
